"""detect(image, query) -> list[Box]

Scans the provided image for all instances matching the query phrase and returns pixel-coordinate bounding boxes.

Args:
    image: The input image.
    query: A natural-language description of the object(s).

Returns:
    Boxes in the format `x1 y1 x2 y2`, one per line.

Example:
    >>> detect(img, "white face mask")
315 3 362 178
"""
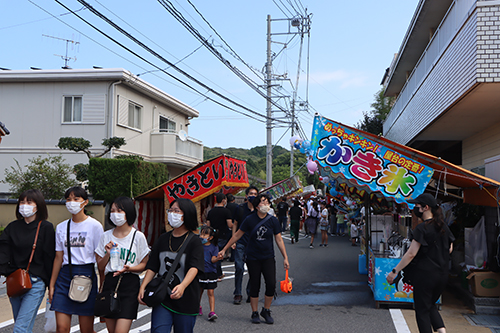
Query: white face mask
168 212 184 228
259 205 271 214
19 204 37 218
110 213 127 227
66 201 84 215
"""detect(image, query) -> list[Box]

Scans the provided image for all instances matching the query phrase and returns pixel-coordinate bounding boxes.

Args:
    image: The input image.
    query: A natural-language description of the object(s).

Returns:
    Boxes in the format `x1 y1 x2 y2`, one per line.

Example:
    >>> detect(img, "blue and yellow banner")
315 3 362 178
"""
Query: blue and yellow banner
311 115 434 206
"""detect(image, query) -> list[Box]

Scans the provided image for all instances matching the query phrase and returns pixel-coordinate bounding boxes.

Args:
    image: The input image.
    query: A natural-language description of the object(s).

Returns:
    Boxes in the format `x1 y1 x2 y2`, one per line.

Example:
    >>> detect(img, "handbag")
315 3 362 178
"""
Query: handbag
280 269 292 293
143 232 194 307
94 230 137 317
67 220 93 303
6 221 42 298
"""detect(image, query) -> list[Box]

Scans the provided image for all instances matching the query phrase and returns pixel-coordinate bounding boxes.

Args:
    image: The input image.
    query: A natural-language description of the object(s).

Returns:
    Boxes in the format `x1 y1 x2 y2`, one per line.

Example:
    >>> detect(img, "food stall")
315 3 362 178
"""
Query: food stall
308 114 500 308
133 155 249 245
260 175 303 202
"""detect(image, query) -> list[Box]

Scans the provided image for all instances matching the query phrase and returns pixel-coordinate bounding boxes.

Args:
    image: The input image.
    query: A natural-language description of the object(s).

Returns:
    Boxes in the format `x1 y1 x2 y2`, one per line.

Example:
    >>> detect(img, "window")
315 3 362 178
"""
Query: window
63 96 82 122
128 103 142 129
159 116 176 132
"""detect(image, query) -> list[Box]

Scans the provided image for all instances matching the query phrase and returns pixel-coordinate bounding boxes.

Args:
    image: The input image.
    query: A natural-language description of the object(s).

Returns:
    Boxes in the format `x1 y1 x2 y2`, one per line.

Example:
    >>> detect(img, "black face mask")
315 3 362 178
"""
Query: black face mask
413 206 423 219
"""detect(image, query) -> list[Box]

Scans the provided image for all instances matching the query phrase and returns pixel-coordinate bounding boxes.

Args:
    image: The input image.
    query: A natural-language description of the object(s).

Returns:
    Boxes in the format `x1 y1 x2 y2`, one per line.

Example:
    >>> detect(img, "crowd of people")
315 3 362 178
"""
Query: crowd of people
0 185 449 333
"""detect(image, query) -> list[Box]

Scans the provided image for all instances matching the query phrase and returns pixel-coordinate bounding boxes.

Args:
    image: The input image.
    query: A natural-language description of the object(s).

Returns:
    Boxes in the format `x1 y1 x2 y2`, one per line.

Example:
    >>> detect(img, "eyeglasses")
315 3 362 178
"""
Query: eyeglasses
167 208 182 213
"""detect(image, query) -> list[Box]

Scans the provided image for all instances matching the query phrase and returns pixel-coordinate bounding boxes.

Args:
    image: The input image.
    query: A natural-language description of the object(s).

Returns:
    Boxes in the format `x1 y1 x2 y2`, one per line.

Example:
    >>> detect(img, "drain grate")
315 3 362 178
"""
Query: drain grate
464 314 500 328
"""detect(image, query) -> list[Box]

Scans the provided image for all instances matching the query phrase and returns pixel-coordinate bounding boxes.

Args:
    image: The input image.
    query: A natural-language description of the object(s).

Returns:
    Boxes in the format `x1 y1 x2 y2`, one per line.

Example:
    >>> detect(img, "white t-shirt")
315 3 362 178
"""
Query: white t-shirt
95 228 150 275
351 223 358 238
319 208 329 226
55 217 104 265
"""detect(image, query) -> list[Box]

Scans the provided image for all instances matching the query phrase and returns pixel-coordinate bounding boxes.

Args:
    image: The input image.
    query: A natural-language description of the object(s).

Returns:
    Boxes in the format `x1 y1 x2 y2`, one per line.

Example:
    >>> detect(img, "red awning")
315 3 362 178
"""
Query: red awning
135 155 249 202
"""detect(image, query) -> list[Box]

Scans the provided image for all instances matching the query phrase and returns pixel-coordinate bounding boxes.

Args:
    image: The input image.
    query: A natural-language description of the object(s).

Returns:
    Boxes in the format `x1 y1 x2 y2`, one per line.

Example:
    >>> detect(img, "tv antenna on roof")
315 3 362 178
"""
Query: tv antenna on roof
42 34 80 68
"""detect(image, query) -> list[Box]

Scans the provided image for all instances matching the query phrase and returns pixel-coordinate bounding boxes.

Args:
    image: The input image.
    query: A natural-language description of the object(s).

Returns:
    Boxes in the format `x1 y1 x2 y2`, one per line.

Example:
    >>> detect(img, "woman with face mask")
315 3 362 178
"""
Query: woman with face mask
138 198 204 333
219 193 290 325
386 193 455 333
95 197 150 333
49 186 104 333
0 189 55 333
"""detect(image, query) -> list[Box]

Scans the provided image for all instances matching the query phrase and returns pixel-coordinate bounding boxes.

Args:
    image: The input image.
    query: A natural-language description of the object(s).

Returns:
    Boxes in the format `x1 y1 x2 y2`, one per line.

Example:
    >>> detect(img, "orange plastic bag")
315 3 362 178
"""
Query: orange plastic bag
280 269 292 293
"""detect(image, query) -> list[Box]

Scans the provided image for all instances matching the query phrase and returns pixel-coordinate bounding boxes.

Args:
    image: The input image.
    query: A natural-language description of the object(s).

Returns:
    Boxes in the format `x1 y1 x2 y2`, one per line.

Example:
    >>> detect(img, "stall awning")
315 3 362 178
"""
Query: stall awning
311 115 500 207
260 175 303 202
135 155 249 203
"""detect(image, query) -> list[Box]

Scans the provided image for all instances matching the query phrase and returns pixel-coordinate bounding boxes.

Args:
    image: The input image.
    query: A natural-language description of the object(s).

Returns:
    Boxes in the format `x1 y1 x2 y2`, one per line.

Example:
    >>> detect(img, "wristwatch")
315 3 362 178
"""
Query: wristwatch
392 268 397 274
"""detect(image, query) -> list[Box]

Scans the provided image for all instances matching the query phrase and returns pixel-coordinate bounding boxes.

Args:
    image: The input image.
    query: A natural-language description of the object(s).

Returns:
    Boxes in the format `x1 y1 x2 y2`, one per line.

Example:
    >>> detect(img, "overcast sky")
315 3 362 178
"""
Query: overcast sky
1 0 418 149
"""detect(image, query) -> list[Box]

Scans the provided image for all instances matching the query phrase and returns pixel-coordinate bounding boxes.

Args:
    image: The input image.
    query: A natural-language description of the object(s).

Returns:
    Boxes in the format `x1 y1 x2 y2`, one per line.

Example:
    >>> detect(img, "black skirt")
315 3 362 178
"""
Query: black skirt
101 273 140 319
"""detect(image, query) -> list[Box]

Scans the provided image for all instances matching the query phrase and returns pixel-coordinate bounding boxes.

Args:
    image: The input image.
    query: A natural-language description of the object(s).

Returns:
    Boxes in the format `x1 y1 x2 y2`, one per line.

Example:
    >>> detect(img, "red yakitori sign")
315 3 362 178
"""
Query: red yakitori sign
162 155 249 203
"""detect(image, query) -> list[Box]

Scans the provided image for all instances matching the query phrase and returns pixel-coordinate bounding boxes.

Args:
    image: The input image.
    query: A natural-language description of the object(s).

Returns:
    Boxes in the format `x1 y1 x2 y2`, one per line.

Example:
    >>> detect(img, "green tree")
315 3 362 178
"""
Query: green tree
3 155 76 199
57 136 126 158
58 136 126 182
356 88 395 135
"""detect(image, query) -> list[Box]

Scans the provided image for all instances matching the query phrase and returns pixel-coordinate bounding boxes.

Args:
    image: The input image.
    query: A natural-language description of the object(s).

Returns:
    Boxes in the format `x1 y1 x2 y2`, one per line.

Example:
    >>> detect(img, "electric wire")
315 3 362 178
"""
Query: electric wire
272 0 292 18
64 0 281 124
136 44 204 77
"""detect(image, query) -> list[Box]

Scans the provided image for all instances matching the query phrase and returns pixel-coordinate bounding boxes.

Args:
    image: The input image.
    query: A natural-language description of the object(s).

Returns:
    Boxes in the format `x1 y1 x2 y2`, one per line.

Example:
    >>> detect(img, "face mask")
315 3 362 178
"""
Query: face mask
19 204 36 218
413 206 423 219
247 195 256 204
168 212 184 228
200 238 208 244
259 205 271 214
66 201 84 215
110 213 127 227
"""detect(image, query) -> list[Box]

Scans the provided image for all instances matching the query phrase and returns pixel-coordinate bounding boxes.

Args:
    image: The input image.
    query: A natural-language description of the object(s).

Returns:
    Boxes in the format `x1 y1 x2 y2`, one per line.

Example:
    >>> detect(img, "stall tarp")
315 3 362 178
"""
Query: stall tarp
260 175 303 202
312 115 434 207
311 115 500 207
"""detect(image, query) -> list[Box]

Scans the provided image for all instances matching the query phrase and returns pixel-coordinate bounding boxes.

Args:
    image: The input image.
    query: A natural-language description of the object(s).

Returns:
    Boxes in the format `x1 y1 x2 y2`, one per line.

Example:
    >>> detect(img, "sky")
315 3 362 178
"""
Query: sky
1 0 418 149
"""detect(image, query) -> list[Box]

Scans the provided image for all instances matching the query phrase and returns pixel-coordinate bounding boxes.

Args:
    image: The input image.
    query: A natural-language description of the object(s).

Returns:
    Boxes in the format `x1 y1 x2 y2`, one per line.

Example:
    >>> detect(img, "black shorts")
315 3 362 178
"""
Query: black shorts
199 272 218 290
101 273 140 319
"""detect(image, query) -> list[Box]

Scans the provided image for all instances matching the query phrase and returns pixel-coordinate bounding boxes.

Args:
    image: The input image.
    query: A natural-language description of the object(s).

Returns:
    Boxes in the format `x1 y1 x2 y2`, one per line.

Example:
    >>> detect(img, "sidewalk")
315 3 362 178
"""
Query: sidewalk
401 287 492 333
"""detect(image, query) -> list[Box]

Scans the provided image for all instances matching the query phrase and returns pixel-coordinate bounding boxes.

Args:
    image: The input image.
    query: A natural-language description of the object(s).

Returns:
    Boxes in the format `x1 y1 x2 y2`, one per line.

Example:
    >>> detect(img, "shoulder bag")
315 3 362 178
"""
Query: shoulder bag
143 232 194 307
94 230 137 317
6 221 42 298
67 220 93 303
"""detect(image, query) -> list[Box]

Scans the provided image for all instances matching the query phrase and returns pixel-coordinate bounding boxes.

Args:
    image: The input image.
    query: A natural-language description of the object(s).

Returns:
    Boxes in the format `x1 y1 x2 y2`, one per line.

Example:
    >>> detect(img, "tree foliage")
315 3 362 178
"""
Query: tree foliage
58 136 126 159
88 157 169 203
3 155 76 199
356 88 395 135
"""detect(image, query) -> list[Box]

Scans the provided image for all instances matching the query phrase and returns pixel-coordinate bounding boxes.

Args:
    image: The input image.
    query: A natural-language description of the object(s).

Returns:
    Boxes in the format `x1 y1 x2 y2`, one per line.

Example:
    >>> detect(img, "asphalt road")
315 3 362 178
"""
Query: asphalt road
0 231 398 332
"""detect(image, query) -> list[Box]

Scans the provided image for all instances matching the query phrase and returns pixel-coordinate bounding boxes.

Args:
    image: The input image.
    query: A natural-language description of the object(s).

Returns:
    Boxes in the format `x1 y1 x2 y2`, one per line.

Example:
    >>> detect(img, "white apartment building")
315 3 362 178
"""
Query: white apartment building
383 0 500 181
0 68 203 194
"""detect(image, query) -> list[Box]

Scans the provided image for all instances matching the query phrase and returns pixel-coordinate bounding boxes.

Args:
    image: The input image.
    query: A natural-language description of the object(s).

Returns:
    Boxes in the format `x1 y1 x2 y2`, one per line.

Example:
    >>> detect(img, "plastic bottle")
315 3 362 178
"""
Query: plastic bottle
110 243 120 271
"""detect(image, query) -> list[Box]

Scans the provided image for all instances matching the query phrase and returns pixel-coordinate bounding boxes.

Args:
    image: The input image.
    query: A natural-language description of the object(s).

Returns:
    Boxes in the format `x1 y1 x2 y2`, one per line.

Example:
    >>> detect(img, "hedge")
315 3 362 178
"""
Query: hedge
88 158 169 203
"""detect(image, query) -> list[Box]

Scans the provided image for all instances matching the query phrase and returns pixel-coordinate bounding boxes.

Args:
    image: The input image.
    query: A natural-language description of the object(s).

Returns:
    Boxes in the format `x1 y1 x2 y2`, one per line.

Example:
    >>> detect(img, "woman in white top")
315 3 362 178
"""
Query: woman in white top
49 186 104 333
95 197 150 333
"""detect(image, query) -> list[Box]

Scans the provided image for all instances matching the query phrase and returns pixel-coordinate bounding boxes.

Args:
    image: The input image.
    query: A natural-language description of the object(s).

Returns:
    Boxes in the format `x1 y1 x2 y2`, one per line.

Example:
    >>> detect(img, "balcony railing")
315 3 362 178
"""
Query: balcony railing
384 0 475 134
150 131 203 166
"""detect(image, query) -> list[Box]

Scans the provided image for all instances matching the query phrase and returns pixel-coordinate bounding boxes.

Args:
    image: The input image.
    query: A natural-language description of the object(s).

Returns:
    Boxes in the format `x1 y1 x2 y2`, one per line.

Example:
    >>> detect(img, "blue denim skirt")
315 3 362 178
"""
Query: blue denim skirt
50 264 97 316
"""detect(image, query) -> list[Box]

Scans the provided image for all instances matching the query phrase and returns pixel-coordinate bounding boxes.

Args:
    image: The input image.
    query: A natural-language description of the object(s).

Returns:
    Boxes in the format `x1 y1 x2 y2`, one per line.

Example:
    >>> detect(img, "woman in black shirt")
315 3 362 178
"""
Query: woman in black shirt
387 193 454 333
0 189 55 333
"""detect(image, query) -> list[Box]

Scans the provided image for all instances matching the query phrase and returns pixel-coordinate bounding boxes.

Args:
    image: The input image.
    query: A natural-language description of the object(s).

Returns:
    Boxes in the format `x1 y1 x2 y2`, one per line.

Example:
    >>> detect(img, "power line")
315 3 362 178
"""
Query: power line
61 0 281 124
136 44 204 77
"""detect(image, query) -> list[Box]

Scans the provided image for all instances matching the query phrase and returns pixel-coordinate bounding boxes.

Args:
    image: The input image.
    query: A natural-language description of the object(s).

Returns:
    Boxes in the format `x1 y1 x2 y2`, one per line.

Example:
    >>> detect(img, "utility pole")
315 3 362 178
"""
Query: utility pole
266 15 273 187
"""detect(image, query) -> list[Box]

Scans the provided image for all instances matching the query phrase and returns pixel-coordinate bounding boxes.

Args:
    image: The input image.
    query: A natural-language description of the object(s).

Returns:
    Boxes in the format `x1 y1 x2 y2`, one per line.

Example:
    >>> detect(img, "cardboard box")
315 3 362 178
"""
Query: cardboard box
466 271 500 297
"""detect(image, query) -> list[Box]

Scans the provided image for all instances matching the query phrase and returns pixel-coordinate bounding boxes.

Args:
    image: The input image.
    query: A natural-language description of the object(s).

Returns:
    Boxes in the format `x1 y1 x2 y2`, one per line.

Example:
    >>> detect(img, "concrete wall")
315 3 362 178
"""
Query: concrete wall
0 203 106 229
462 121 500 170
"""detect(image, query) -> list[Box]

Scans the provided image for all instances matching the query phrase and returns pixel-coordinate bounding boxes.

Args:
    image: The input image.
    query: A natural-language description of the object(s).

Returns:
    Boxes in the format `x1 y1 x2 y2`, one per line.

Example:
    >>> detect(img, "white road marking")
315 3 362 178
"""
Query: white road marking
389 309 411 333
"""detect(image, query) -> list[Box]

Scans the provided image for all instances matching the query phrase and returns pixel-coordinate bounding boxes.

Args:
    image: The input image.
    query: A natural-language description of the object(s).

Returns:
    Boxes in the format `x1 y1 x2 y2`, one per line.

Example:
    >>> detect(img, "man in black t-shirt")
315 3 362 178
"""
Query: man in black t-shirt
207 193 233 279
277 197 290 232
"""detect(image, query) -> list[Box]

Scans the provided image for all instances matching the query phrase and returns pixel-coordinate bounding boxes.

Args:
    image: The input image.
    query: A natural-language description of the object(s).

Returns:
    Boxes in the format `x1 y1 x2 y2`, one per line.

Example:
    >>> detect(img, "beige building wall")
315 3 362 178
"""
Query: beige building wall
0 203 106 229
462 121 500 170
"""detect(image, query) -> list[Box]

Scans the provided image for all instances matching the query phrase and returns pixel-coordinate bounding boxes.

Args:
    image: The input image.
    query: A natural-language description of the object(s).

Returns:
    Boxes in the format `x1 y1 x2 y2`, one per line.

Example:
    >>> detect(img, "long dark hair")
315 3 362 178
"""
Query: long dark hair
427 206 446 234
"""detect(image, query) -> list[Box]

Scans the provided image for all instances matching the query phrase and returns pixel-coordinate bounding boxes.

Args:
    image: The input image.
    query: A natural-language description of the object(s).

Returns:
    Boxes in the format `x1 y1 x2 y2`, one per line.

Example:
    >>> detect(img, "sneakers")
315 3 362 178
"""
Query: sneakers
319 244 323 247
199 306 203 316
208 312 218 321
324 244 328 247
233 295 242 305
251 311 260 324
309 244 314 249
260 307 274 324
